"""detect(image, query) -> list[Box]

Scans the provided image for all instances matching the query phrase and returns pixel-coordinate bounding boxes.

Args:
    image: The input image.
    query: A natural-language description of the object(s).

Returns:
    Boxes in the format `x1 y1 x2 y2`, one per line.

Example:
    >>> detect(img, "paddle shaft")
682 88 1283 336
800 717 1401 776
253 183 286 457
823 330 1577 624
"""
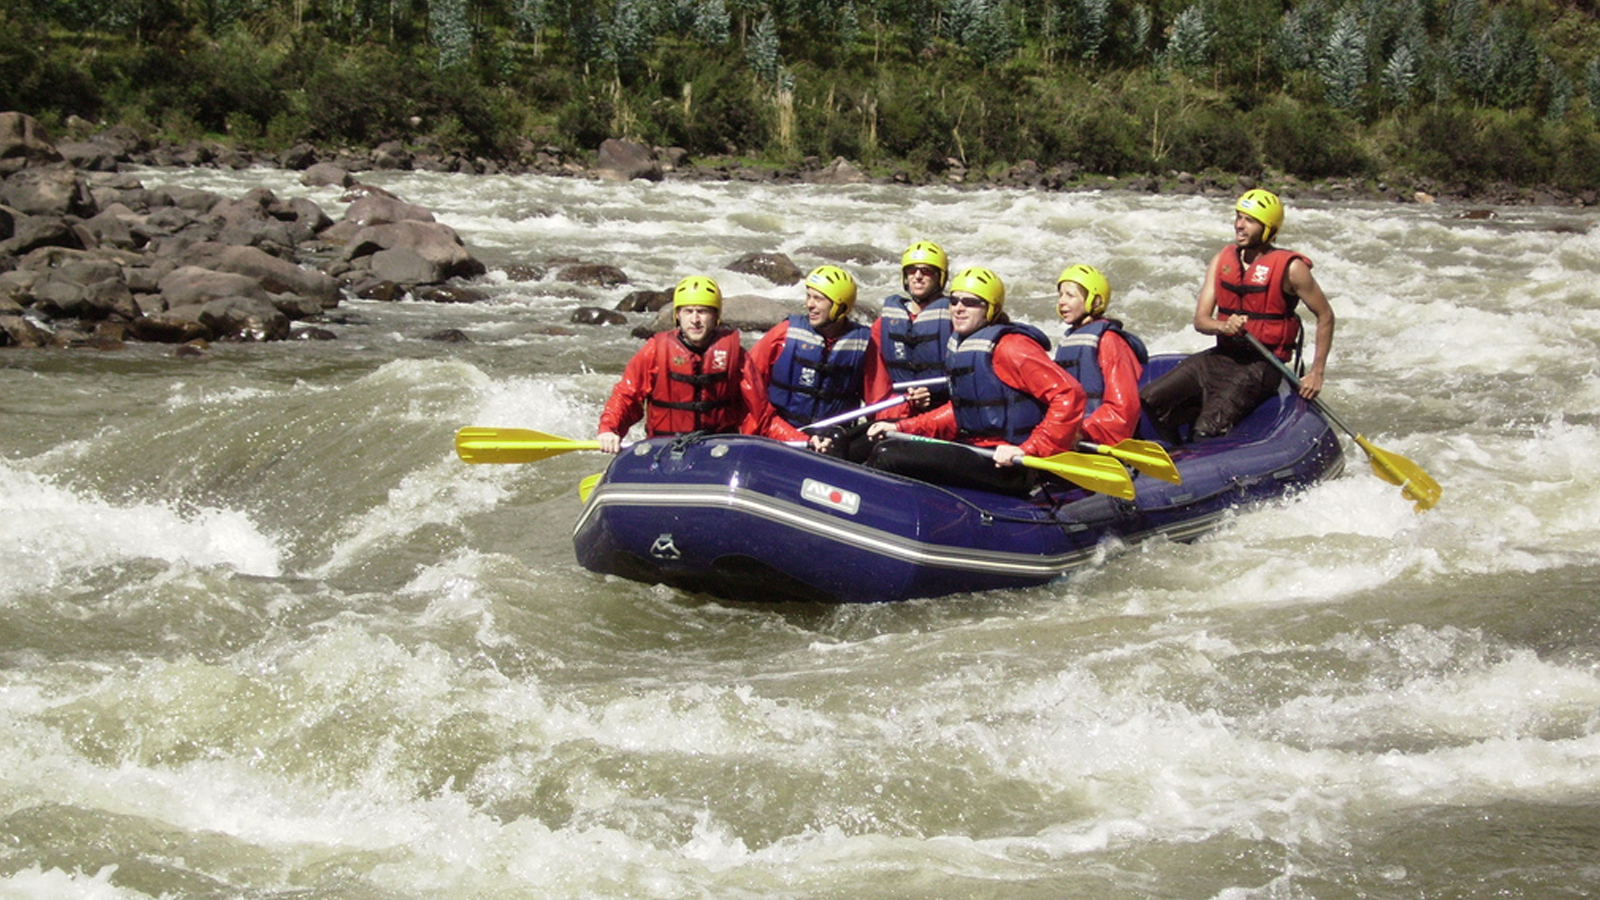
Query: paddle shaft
1242 334 1358 438
801 377 950 433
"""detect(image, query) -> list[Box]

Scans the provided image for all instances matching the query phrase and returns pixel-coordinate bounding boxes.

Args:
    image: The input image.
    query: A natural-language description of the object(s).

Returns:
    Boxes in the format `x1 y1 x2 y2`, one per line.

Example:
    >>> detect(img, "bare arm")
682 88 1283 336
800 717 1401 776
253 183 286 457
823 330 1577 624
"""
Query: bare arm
1287 258 1334 399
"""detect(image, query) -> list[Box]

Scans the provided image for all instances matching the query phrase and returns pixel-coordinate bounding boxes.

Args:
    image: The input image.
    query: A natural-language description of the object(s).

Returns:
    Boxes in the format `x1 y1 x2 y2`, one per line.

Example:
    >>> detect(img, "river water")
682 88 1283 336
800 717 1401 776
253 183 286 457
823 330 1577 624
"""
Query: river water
4 168 1599 899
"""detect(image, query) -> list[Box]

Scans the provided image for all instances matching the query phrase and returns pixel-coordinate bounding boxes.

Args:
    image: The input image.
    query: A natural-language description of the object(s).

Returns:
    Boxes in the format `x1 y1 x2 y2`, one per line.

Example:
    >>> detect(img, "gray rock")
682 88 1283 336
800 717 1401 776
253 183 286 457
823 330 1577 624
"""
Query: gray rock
371 141 412 170
180 243 340 308
0 314 51 347
368 247 440 285
83 207 139 249
56 141 119 171
158 265 273 307
342 220 485 281
503 263 547 282
572 306 629 325
0 112 63 175
0 215 87 256
128 312 212 343
343 194 436 226
280 144 318 170
807 156 869 185
596 139 662 182
413 284 487 304
0 270 38 306
32 273 136 320
617 288 672 312
728 251 803 285
197 295 290 341
1 167 97 217
557 263 629 287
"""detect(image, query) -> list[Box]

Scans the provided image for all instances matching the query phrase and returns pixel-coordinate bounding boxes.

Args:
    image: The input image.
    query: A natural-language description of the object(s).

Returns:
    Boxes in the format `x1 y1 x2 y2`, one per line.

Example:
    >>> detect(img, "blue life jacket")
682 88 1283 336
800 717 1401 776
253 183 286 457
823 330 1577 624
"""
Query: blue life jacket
768 315 873 427
947 321 1052 445
1053 318 1149 414
879 294 952 403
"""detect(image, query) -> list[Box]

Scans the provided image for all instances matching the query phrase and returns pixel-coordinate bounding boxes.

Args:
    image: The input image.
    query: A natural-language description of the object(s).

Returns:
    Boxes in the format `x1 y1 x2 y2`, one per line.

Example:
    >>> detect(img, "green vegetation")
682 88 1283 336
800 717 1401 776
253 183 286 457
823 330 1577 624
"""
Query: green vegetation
5 0 1600 192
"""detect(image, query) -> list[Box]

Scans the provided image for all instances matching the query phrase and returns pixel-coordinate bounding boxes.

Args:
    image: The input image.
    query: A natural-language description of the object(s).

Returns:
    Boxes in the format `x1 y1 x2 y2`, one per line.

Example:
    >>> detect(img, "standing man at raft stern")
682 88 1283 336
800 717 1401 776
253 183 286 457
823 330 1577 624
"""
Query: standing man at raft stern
1139 189 1335 443
1053 263 1148 446
597 275 745 453
865 267 1086 496
740 265 887 456
875 240 954 414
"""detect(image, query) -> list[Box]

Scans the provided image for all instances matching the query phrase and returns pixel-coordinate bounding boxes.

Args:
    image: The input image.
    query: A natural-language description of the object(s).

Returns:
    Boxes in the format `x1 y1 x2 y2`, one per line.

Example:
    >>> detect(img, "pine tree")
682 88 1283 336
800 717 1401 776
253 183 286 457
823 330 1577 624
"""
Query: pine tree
1161 5 1211 73
747 12 782 86
1318 10 1367 111
430 0 474 70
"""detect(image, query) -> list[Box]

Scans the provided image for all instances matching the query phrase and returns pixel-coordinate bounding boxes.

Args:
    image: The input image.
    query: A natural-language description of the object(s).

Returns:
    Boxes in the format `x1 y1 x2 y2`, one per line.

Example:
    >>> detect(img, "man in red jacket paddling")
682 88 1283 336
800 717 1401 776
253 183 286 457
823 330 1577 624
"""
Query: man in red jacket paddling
597 275 745 453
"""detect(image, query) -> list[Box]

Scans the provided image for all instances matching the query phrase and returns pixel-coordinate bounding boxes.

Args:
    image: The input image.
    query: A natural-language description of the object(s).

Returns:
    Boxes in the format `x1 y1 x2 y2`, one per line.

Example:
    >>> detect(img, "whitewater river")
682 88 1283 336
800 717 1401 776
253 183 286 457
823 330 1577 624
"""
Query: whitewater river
4 167 1600 899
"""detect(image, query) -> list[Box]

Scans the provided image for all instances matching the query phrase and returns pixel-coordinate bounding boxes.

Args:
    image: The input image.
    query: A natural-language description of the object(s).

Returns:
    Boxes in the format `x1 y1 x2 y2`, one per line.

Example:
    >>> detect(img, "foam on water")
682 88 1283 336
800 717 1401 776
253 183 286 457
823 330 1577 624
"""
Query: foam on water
0 463 282 600
7 168 1600 897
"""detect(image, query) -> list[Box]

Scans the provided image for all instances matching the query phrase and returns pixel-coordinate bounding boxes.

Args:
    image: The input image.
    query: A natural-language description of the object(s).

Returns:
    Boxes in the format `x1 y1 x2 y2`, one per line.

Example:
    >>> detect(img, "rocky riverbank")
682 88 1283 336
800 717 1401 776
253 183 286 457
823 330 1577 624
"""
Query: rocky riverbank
4 109 1591 351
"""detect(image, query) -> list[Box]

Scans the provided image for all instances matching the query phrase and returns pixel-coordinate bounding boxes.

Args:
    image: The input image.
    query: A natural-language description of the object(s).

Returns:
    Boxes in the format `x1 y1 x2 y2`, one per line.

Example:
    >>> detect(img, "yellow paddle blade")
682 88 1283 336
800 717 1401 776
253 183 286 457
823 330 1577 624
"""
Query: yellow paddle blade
1021 451 1136 500
454 427 602 464
1084 439 1182 484
1355 435 1441 512
578 472 603 502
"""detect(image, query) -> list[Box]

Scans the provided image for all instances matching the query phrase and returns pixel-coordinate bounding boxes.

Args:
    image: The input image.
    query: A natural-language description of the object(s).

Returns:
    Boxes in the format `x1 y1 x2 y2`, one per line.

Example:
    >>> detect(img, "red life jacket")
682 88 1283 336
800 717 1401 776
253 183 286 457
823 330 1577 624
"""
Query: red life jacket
645 327 744 436
1214 245 1309 361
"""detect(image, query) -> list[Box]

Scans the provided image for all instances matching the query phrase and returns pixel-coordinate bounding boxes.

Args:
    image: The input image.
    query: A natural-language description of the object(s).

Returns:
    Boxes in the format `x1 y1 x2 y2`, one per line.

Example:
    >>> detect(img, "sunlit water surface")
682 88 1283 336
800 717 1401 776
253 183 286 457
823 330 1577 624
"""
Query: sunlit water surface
4 168 1600 899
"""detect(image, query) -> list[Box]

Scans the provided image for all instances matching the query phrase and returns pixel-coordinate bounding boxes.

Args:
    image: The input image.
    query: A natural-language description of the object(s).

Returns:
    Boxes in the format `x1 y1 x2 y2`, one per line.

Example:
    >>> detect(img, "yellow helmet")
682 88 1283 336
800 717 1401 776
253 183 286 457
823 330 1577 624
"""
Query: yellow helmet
947 266 1005 318
1235 189 1284 242
1056 263 1111 317
672 274 722 311
900 240 948 286
804 265 857 320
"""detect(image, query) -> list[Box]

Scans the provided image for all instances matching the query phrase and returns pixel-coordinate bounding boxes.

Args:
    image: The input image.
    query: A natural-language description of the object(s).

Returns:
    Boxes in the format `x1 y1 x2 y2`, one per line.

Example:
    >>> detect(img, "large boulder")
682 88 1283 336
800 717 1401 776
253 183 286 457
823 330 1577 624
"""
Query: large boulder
180 242 341 308
1 167 97 217
0 215 89 256
367 247 443 285
0 314 52 348
728 252 803 286
341 220 485 282
0 112 63 175
596 139 662 182
158 265 274 307
55 141 120 172
31 271 137 321
196 296 290 341
343 194 435 226
807 156 869 185
300 162 353 188
127 313 211 344
557 263 629 288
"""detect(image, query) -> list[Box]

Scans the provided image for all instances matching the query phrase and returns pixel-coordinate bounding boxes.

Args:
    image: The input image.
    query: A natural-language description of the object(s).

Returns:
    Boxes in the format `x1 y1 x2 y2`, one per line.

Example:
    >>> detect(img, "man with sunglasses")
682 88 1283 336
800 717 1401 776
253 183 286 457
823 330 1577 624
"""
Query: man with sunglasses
864 267 1085 496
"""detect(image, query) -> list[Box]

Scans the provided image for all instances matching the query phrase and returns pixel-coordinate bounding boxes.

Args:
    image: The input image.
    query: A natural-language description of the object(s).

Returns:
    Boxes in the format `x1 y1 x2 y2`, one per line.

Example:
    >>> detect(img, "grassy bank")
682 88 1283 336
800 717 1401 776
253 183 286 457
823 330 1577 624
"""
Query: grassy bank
5 0 1600 196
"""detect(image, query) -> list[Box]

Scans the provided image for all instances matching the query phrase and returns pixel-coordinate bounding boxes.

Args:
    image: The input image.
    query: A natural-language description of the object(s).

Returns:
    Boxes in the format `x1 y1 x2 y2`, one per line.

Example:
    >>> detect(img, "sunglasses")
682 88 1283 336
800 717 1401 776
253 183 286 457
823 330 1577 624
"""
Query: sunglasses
904 265 940 278
948 295 988 308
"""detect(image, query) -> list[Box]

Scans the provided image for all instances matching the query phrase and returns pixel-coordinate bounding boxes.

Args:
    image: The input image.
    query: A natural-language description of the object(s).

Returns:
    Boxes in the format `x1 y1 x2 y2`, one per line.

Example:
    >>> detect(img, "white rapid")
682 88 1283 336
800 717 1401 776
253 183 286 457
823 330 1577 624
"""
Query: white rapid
2 167 1598 899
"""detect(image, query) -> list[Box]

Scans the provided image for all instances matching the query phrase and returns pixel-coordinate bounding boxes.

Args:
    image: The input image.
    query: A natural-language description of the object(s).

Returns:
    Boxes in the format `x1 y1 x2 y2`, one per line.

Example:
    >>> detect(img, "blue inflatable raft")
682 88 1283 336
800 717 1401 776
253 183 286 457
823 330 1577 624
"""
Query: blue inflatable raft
572 354 1345 603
